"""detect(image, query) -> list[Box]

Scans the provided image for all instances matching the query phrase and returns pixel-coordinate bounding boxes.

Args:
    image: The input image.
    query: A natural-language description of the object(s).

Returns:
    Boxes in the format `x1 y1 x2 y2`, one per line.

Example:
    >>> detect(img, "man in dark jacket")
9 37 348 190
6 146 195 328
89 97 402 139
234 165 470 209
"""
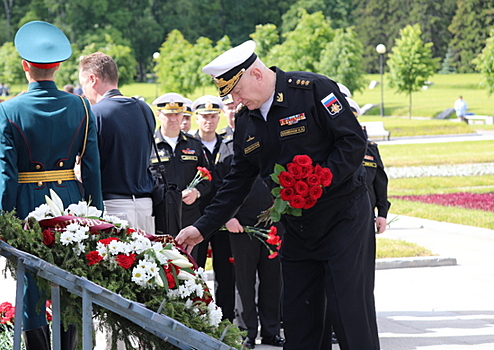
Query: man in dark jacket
177 41 380 350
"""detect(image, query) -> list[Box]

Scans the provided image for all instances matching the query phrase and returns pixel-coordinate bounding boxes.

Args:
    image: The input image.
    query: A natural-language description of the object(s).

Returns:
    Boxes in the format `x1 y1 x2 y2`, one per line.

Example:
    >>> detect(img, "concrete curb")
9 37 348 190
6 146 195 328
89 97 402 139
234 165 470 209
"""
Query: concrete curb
203 256 458 281
376 256 457 270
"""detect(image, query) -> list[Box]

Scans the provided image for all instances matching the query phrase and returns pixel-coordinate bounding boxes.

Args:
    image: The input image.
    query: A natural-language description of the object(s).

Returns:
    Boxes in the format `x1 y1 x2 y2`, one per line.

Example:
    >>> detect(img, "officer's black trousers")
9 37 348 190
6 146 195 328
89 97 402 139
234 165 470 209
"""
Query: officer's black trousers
280 193 380 350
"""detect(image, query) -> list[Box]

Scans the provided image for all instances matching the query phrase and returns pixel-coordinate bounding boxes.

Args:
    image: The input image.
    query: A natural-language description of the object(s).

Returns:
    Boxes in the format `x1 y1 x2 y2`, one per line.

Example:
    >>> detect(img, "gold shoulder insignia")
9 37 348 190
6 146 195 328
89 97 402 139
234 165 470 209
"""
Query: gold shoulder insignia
246 135 255 142
276 92 284 102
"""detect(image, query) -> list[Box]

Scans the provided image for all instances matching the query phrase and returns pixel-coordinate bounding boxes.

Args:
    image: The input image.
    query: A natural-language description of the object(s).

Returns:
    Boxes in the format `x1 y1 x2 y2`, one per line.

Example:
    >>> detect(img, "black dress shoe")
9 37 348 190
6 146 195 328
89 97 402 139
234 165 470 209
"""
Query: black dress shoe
243 337 255 349
331 331 338 344
261 334 285 347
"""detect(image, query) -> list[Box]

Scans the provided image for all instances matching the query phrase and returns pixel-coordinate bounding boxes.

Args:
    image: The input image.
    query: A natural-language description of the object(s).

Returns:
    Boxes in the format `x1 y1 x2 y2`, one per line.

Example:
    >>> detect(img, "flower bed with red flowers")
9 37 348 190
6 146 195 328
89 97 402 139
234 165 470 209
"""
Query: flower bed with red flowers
391 192 494 212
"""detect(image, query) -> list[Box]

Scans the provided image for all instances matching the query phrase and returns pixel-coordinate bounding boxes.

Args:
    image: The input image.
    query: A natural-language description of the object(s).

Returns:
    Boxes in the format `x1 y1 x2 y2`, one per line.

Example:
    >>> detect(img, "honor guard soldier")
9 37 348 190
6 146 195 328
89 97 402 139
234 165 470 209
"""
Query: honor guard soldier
0 21 103 350
177 40 380 350
150 93 210 242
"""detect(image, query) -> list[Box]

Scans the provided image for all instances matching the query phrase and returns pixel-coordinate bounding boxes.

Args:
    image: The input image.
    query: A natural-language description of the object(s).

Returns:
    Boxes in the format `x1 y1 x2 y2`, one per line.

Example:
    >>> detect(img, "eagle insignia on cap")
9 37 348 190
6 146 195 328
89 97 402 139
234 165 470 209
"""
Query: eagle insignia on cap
205 101 213 110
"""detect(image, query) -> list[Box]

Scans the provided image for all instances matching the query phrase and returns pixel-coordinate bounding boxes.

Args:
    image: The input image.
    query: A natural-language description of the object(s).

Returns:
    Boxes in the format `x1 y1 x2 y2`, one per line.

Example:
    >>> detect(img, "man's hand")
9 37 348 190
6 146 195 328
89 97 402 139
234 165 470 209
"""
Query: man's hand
225 218 243 233
176 226 204 253
375 216 387 234
182 188 199 205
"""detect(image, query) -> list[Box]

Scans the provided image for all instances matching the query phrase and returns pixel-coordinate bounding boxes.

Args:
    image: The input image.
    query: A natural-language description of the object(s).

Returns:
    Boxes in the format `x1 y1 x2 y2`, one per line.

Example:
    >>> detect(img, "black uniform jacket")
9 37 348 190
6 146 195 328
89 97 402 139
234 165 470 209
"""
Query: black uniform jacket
363 141 391 218
150 131 211 222
194 67 367 259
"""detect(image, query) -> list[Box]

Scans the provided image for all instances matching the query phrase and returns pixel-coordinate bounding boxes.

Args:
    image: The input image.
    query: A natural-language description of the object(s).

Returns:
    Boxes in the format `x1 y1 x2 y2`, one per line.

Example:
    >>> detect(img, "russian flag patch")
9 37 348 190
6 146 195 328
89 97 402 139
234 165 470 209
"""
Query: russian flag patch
321 92 343 116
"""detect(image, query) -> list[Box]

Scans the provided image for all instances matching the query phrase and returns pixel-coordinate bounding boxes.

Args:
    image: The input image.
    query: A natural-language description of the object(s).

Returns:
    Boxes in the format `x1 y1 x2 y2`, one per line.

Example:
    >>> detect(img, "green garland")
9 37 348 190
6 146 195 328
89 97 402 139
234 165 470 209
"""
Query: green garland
0 210 244 349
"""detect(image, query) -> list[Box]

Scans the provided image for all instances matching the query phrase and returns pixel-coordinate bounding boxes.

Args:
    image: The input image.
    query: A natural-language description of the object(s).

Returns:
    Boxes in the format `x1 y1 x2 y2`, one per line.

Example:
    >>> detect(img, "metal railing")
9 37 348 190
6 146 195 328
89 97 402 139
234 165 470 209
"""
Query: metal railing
0 240 235 350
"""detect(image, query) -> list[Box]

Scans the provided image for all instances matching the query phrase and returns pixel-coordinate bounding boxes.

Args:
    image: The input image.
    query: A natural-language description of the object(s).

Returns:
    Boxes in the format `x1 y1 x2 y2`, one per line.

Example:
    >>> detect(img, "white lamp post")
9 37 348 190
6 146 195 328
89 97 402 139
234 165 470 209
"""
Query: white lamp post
376 44 386 117
153 52 160 98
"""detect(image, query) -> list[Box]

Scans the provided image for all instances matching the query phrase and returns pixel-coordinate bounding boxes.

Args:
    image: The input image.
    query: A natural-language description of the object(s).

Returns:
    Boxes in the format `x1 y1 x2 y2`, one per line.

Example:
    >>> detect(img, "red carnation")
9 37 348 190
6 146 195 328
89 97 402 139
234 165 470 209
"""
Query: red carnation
319 168 333 187
267 233 281 246
306 174 321 186
292 155 312 167
164 265 180 289
0 302 13 313
309 185 323 200
278 171 296 188
303 197 317 209
116 254 136 269
268 226 278 236
294 180 309 197
268 252 279 259
289 195 306 209
42 229 56 247
228 257 235 264
280 187 296 201
198 166 212 181
287 163 304 179
99 237 120 245
86 251 104 266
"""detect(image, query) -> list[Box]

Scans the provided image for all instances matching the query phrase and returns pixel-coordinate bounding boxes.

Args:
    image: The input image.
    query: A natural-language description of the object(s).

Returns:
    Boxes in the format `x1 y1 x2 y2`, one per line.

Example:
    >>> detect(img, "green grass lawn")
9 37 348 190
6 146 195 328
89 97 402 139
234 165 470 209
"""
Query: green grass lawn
353 73 494 118
379 140 494 167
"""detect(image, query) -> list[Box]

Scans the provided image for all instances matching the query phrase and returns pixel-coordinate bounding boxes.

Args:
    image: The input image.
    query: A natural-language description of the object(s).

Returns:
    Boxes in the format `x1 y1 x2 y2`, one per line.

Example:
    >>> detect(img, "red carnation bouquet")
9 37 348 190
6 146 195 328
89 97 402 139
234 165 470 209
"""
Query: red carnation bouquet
186 166 212 190
225 225 282 259
259 155 333 223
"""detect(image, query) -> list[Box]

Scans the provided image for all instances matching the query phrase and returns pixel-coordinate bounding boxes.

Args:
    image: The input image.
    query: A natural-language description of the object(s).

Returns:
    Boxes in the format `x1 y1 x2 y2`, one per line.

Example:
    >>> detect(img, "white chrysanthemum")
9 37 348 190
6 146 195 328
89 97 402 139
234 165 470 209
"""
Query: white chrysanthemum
73 242 85 256
184 299 193 309
72 226 89 242
144 261 159 277
196 267 206 281
107 240 126 255
26 204 52 220
103 215 129 229
207 302 223 327
194 283 204 298
136 259 155 270
66 223 81 232
60 230 76 245
130 237 151 254
132 267 150 287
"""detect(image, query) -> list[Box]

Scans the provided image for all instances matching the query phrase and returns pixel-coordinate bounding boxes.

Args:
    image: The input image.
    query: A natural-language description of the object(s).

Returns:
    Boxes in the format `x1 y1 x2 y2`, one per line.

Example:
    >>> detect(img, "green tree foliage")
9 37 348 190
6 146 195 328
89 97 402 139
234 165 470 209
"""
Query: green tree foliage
154 30 194 95
354 0 456 74
472 28 494 95
266 9 334 72
0 42 24 85
438 46 456 74
449 0 494 73
387 24 439 118
54 44 82 87
250 23 280 60
315 27 366 94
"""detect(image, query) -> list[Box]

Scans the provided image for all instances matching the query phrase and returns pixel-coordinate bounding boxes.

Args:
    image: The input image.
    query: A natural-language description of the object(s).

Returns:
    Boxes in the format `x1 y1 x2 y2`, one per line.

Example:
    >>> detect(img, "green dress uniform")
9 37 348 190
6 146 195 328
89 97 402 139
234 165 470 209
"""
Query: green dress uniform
0 81 103 218
0 81 103 333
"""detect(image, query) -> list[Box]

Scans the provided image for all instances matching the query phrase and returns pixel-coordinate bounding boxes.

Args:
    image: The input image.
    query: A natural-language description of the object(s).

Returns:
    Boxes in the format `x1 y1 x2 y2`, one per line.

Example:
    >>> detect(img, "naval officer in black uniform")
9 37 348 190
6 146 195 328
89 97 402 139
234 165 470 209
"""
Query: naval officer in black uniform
177 41 380 350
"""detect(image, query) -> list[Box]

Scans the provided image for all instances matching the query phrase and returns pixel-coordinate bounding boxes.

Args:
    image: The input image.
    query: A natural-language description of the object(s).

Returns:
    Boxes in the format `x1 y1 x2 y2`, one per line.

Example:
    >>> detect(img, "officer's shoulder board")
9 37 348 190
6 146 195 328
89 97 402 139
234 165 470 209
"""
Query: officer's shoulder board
287 77 313 90
222 134 233 143
217 127 228 136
